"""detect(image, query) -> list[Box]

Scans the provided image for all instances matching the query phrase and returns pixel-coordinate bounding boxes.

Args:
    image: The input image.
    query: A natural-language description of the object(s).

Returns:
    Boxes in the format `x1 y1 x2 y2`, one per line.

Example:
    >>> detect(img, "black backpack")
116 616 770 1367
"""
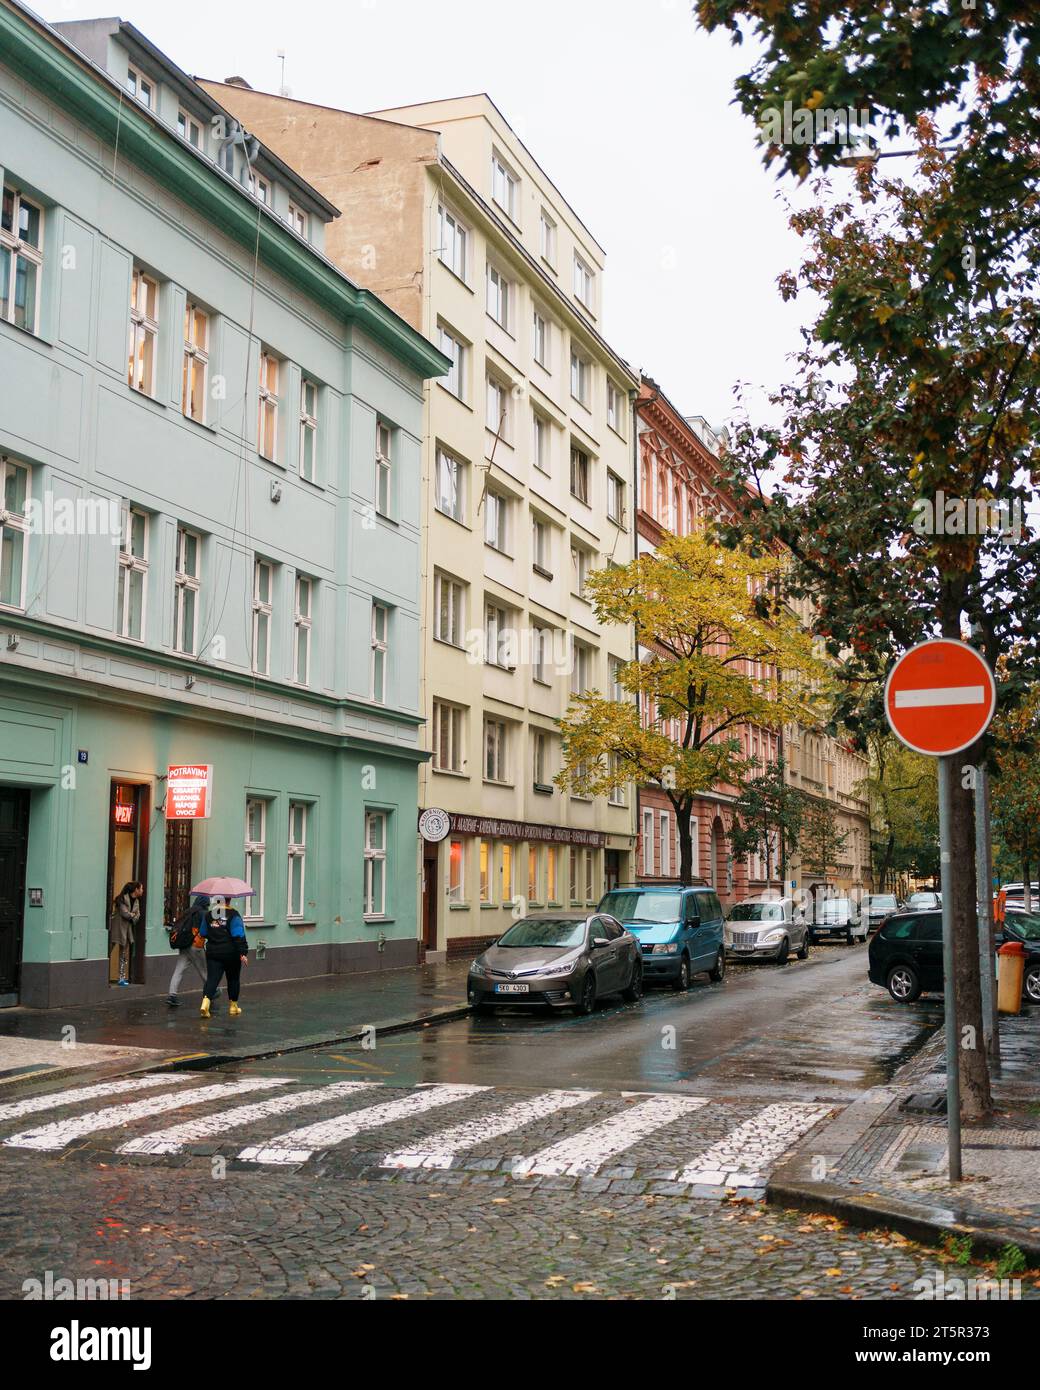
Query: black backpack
168 907 197 951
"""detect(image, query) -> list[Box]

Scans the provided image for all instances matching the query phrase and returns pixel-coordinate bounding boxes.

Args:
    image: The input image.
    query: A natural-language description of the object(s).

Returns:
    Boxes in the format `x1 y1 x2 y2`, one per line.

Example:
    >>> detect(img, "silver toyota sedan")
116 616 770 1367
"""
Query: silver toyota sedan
467 911 643 1014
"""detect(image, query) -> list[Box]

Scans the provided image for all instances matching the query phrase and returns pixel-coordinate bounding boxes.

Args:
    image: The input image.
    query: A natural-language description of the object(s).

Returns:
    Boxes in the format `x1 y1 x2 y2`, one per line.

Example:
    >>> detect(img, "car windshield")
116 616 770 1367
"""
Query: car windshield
1006 912 1040 942
495 919 587 948
909 893 936 903
820 899 851 913
598 891 682 922
871 896 898 910
728 903 783 922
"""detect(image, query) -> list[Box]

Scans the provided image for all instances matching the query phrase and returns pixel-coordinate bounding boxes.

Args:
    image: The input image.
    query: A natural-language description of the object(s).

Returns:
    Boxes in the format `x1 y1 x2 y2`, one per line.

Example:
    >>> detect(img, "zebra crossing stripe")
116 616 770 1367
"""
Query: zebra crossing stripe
0 1074 190 1126
382 1088 600 1170
673 1102 830 1186
3 1078 291 1152
239 1083 489 1166
119 1081 380 1155
516 1094 710 1177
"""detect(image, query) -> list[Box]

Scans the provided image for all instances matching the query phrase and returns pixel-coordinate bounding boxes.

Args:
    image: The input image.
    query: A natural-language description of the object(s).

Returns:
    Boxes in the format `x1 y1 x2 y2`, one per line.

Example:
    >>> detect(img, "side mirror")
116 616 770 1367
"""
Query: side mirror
591 936 609 949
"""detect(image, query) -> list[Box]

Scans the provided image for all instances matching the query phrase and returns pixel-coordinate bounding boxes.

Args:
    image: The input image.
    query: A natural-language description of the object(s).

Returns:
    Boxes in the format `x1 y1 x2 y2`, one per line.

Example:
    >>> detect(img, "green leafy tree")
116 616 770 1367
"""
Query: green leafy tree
991 687 1040 897
866 733 940 892
729 755 807 887
799 801 851 884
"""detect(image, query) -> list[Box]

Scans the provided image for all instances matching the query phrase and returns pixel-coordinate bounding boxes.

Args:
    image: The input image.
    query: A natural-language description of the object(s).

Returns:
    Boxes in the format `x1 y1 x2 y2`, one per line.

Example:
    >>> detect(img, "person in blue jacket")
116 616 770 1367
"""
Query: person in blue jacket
198 896 249 1018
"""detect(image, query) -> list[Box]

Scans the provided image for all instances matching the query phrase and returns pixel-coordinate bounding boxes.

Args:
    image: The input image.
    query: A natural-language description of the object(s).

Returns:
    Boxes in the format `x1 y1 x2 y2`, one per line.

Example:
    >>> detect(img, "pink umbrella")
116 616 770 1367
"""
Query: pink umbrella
190 876 254 898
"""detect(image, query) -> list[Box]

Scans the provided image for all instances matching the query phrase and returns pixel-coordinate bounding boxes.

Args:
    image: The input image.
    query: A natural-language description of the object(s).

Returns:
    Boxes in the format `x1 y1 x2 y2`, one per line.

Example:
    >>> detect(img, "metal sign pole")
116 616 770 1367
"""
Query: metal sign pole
974 766 999 1067
938 755 962 1182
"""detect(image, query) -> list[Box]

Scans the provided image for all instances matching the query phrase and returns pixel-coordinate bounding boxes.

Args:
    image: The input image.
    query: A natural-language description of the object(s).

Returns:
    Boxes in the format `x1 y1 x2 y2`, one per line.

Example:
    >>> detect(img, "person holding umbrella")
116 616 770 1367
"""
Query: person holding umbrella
190 877 253 1018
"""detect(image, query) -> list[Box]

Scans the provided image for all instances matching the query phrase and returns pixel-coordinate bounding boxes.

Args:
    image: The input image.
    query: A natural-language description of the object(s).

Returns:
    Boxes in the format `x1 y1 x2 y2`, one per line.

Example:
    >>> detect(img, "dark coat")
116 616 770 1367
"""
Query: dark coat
199 908 249 959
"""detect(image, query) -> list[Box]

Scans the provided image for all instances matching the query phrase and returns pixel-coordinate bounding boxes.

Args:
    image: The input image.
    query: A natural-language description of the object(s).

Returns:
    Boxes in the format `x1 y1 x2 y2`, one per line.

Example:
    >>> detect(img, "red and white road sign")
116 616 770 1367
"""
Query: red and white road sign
884 639 996 757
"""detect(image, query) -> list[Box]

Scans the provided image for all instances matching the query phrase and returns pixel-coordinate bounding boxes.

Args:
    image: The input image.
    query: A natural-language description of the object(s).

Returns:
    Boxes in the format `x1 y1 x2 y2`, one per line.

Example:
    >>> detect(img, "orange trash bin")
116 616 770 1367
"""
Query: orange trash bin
997 940 1026 1015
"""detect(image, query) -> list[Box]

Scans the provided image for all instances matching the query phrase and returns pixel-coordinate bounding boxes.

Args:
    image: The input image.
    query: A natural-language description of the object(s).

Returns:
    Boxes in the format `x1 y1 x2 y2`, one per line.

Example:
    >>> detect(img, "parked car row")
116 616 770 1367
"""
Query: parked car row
868 905 1040 1005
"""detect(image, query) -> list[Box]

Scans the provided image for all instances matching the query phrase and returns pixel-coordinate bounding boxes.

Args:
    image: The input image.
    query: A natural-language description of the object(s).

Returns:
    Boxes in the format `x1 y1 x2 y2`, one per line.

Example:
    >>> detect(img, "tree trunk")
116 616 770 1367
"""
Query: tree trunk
676 798 693 884
951 754 992 1120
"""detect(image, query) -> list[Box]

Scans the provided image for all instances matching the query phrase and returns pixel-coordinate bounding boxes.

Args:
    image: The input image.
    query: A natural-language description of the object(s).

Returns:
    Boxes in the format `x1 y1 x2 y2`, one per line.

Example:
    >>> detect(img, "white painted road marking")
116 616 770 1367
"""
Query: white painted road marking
516 1094 710 1177
0 1074 190 1125
893 685 984 708
119 1080 380 1155
3 1078 291 1151
239 1083 489 1166
673 1102 830 1186
382 1088 600 1170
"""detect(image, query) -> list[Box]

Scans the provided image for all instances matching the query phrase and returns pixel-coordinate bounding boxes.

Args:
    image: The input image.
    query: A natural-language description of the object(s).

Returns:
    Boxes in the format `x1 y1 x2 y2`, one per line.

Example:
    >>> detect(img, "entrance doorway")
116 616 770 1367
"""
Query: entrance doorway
163 820 194 926
0 789 29 1003
106 781 150 984
421 840 439 960
604 850 621 893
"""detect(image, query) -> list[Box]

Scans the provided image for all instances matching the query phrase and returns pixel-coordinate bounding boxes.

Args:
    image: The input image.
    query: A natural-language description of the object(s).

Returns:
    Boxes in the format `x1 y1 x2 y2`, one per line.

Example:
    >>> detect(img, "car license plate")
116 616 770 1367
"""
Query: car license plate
494 983 529 994
735 945 754 953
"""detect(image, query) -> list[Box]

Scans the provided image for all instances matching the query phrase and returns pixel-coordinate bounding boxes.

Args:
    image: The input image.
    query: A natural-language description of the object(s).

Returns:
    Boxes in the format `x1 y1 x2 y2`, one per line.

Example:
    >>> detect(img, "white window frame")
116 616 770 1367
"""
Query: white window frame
182 301 209 423
437 204 468 280
432 700 464 774
300 379 318 483
252 558 273 676
173 525 201 656
0 457 31 612
484 604 513 670
486 263 512 332
126 66 153 108
574 252 595 309
287 801 308 919
642 808 655 876
608 753 626 807
435 448 464 522
257 351 280 461
540 209 557 267
570 639 591 696
375 421 392 517
293 573 312 685
448 838 465 903
532 412 550 474
570 446 590 505
244 798 266 920
532 309 550 368
363 809 388 917
607 470 625 525
484 718 508 784
607 381 624 435
532 516 551 574
491 150 519 221
571 542 591 597
660 812 672 877
0 186 44 335
128 267 159 397
570 349 591 408
371 602 388 703
484 489 508 553
117 505 149 641
486 376 510 440
287 202 308 238
532 626 550 685
249 173 270 205
177 109 203 148
434 571 465 647
437 325 466 401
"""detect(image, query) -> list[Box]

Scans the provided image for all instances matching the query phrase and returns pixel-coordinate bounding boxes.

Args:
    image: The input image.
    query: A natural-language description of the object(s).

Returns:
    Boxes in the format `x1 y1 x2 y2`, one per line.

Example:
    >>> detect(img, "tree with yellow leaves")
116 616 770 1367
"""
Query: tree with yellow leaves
555 526 830 883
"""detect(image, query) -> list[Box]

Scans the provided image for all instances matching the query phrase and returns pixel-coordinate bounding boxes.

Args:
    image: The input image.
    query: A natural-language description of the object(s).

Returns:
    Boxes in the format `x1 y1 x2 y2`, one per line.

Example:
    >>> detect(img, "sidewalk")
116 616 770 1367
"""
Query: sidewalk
769 1010 1040 1264
0 960 473 1088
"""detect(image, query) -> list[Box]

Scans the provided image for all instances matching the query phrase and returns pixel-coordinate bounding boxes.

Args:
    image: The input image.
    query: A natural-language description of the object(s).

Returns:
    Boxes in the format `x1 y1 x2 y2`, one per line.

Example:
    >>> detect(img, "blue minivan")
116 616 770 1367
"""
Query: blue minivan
596 884 726 990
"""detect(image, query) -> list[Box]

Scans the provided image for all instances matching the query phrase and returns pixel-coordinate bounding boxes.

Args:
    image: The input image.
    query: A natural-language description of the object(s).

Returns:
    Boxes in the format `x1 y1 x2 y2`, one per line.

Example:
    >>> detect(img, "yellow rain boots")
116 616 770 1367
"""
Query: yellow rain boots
229 1001 241 1017
199 995 211 1018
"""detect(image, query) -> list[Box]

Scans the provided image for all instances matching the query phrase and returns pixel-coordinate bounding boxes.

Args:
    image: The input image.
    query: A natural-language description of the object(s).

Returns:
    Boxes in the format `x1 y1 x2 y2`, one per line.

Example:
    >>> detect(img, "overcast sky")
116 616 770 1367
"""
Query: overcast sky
49 0 818 431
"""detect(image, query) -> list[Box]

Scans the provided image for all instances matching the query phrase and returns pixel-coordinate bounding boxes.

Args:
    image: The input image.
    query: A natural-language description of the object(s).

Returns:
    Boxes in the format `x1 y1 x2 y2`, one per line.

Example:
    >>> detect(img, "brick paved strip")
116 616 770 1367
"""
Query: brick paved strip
0 1074 190 1125
674 1102 831 1186
382 1089 600 1170
517 1095 710 1178
119 1081 381 1155
239 1083 489 1166
3 1078 291 1151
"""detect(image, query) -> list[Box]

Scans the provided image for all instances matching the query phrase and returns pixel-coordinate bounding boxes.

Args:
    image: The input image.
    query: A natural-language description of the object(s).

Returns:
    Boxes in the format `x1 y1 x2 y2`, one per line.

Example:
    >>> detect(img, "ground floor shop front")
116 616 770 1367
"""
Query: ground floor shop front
0 679 422 1008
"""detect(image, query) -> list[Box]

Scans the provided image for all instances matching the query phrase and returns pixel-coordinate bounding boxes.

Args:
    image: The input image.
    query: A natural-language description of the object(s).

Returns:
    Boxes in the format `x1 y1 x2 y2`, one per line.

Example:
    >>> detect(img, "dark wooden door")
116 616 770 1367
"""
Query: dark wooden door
0 790 30 996
421 841 439 958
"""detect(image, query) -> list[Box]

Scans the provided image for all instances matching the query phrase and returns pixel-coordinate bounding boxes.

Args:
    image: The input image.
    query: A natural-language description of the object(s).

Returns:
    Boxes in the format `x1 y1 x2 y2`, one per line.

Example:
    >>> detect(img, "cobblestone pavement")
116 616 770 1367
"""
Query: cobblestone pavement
3 1148 1031 1301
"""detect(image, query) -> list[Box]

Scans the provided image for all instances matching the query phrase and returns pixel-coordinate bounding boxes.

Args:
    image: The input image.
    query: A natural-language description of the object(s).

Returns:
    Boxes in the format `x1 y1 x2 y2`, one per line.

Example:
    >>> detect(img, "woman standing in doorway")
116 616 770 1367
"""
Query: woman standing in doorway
109 881 142 986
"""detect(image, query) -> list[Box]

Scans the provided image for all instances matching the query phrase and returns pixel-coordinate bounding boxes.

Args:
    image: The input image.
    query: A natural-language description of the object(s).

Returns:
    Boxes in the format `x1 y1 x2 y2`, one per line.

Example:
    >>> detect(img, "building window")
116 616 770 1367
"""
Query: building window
181 302 209 422
435 448 464 522
299 379 318 483
533 730 551 786
117 506 148 641
532 412 550 474
570 542 591 597
570 349 591 407
609 656 625 703
547 846 559 903
574 253 595 309
607 471 625 525
438 325 466 400
293 574 312 685
363 810 387 917
128 268 159 396
0 458 30 611
570 446 590 505
484 490 509 553
607 381 624 434
690 815 700 876
660 812 672 877
642 808 655 876
484 604 513 669
532 516 551 575
0 187 43 334
540 209 557 266
570 640 591 696
438 204 468 279
608 753 626 807
532 627 550 685
484 718 508 783
257 351 279 460
479 840 493 903
532 309 550 368
126 67 153 108
252 558 273 676
375 421 392 516
585 849 595 902
287 801 307 918
500 843 514 903
486 376 510 441
433 700 464 773
371 603 388 703
569 848 579 903
287 203 308 239
486 263 512 331
173 525 200 655
177 109 202 148
433 571 465 647
249 173 270 205
244 798 266 919
491 151 519 221
448 838 465 903
528 845 541 901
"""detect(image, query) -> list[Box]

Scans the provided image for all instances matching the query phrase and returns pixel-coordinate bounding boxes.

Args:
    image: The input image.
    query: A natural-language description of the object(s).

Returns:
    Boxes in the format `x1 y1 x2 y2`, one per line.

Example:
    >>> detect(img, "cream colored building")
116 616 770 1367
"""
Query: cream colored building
784 725 872 899
203 84 640 956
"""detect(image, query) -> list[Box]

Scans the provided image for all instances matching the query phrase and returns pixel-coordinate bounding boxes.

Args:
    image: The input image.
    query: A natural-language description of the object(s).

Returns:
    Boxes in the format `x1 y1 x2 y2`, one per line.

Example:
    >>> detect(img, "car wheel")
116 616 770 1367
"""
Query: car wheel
622 960 644 1002
672 954 691 992
1024 966 1040 1005
796 935 809 960
577 972 597 1015
776 937 790 965
845 928 854 945
887 963 921 1003
708 948 725 983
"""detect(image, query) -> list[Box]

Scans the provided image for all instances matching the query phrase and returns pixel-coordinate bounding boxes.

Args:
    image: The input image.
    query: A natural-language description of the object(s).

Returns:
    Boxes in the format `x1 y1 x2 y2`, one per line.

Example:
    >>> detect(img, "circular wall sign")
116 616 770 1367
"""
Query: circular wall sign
418 808 451 843
884 638 996 757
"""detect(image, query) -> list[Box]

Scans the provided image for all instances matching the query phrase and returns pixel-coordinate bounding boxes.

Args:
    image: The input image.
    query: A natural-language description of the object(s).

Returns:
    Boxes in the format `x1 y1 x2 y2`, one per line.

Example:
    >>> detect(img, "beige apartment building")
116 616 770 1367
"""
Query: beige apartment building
203 83 640 957
784 727 872 901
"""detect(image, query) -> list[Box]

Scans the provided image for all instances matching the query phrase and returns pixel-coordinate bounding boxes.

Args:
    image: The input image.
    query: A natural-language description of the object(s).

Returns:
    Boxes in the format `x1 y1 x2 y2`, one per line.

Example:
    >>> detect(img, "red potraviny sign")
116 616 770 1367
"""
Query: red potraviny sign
884 640 996 757
165 765 213 820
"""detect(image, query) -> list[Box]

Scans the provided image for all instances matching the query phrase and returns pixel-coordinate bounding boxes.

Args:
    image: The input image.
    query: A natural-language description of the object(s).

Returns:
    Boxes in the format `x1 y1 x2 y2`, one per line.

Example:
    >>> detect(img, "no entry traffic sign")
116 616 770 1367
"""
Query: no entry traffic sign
884 639 996 757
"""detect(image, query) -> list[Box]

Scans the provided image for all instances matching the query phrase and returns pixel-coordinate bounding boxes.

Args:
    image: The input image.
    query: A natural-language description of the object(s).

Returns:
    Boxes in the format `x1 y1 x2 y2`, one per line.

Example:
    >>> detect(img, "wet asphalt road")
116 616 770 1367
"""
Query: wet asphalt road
227 941 943 1102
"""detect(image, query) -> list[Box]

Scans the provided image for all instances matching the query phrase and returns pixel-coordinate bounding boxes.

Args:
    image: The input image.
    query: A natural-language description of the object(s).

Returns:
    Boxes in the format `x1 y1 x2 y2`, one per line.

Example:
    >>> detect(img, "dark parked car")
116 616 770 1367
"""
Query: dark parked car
596 884 726 990
467 912 642 1014
868 908 1040 1003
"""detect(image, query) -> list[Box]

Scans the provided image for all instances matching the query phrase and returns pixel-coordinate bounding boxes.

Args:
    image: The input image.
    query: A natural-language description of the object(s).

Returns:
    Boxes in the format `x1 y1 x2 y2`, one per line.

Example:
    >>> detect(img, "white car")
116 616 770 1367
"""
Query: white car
810 895 868 944
724 896 809 963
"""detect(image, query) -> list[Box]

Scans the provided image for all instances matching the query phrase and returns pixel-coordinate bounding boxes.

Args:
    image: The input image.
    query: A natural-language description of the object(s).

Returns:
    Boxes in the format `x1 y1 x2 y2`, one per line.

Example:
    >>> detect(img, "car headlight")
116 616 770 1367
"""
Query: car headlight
469 960 488 978
653 943 679 954
760 929 786 943
541 959 579 976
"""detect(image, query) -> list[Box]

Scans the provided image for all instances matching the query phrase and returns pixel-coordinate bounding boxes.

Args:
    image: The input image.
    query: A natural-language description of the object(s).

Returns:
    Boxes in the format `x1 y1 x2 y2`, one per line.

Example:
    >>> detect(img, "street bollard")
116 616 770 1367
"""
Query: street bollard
997 940 1026 1015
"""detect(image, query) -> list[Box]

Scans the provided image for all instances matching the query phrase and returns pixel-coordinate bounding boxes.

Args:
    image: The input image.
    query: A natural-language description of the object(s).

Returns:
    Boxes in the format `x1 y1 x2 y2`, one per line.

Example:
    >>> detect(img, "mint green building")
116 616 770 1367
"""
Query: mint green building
0 4 447 1005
